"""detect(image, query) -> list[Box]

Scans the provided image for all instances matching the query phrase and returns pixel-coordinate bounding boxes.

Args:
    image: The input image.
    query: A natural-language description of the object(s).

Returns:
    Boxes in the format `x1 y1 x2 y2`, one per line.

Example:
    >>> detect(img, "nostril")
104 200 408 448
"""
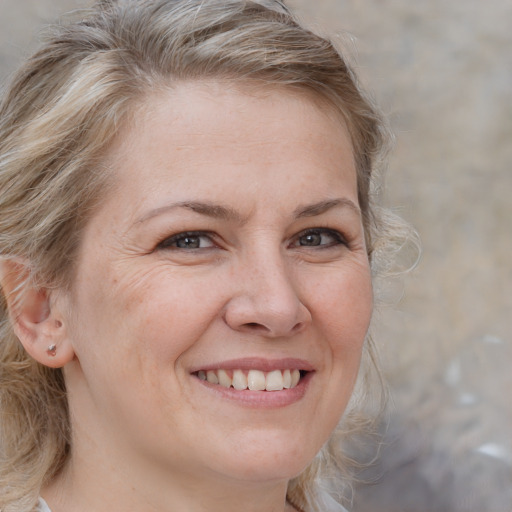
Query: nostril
292 322 304 333
241 320 305 335
243 322 268 331
224 295 311 337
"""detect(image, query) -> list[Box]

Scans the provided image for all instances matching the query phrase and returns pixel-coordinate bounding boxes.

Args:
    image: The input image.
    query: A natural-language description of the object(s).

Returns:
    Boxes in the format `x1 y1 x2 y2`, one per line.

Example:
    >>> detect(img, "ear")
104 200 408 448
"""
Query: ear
0 259 75 368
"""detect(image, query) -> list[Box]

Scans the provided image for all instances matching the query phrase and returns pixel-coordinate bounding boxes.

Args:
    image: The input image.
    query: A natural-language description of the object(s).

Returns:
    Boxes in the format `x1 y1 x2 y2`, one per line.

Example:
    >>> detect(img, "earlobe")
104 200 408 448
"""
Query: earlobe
0 259 75 368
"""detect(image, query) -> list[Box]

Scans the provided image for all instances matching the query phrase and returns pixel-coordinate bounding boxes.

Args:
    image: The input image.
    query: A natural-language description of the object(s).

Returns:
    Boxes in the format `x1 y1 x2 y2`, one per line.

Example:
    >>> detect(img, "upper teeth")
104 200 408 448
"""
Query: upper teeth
196 368 301 391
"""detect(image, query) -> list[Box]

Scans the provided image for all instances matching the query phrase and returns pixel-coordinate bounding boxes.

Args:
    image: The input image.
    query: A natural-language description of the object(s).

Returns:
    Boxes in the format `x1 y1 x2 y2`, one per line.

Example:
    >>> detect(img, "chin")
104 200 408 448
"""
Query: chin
209 430 320 483
221 457 309 485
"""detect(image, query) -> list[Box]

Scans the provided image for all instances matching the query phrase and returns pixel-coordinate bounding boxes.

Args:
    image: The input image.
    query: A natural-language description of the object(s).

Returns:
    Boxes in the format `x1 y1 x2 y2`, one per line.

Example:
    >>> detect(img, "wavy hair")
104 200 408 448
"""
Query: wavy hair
0 1 414 510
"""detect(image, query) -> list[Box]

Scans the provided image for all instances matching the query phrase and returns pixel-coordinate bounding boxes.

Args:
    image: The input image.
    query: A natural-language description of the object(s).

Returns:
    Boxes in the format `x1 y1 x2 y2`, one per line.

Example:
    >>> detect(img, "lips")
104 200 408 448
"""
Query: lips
190 358 313 393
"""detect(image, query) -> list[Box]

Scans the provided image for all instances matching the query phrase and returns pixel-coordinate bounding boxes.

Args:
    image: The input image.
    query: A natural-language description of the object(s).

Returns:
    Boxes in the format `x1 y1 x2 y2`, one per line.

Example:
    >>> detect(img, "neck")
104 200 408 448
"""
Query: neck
43 451 297 512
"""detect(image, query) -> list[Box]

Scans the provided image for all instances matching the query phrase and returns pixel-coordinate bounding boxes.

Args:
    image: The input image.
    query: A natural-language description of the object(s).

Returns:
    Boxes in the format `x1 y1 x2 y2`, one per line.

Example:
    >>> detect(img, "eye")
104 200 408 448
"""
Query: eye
158 231 216 250
293 228 346 248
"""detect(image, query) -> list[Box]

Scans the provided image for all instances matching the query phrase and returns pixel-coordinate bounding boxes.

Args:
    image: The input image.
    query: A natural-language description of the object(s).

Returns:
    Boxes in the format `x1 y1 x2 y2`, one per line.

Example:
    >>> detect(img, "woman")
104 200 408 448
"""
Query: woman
0 1 400 511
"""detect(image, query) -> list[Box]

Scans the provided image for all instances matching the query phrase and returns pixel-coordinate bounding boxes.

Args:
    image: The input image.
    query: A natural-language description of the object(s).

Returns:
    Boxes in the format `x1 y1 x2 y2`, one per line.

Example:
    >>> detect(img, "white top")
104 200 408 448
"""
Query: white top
37 495 349 512
37 498 52 512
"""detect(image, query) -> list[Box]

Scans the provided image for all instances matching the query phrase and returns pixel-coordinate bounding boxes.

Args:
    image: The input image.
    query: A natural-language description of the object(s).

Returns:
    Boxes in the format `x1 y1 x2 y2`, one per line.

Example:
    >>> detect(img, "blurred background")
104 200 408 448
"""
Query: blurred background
1 1 511 511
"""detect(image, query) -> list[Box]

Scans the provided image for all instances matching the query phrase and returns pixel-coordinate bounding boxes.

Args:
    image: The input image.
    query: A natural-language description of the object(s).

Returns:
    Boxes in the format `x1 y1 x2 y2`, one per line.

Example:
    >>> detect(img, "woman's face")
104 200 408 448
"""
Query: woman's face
61 82 373 490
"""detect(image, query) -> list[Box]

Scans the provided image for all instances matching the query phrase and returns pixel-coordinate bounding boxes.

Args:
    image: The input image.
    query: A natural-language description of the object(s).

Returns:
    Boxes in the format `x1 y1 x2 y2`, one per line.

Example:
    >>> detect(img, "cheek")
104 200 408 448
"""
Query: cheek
117 270 227 363
313 262 373 356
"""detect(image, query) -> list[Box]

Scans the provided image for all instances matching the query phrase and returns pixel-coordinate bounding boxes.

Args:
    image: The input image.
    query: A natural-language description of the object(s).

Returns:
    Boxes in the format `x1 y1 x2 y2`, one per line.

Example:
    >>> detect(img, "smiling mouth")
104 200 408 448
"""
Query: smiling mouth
193 368 308 391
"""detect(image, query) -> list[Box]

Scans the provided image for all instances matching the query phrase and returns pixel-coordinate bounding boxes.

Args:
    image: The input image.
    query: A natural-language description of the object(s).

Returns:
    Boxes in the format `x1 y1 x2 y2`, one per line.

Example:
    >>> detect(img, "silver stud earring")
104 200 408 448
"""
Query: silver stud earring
47 344 57 357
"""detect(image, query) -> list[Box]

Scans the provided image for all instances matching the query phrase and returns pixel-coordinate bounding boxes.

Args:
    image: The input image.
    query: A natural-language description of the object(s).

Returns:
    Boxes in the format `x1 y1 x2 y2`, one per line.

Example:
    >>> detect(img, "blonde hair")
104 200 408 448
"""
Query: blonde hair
0 1 405 511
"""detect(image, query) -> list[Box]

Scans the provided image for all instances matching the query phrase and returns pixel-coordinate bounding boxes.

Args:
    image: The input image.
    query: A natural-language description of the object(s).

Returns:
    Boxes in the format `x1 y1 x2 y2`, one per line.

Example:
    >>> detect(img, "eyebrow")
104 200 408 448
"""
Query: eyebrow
294 198 361 218
136 197 360 224
136 201 246 224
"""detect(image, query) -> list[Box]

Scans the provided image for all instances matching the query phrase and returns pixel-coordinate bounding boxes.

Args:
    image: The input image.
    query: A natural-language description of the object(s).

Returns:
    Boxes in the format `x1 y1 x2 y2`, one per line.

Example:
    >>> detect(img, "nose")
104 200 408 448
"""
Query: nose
223 251 312 338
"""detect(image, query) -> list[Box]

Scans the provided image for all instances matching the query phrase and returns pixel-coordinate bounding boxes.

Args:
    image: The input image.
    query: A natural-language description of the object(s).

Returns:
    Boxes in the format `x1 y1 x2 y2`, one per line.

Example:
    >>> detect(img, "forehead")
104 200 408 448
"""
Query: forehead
109 80 354 163
99 81 358 215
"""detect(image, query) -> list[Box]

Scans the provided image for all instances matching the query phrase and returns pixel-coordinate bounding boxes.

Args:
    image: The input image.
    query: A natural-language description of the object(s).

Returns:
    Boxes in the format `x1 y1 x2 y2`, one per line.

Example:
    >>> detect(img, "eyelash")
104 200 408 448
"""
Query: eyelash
157 228 347 251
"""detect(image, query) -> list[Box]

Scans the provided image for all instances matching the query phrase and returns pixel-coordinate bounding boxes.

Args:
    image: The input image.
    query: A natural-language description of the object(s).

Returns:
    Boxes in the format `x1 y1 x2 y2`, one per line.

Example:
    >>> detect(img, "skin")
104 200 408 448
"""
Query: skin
9 82 373 512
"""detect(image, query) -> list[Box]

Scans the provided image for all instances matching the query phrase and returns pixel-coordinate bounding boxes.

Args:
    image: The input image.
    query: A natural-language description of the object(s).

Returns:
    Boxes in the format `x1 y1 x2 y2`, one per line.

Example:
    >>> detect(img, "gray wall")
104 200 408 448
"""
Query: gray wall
1 1 511 511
